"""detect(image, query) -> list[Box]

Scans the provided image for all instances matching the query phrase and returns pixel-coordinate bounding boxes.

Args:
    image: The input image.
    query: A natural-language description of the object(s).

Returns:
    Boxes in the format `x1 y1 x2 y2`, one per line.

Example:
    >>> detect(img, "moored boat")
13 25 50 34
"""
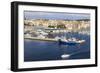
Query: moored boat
58 38 85 45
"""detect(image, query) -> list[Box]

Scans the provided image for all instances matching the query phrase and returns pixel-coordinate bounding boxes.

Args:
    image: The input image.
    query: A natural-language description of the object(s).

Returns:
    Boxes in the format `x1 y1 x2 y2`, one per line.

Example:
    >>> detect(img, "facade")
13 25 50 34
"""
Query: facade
24 19 90 32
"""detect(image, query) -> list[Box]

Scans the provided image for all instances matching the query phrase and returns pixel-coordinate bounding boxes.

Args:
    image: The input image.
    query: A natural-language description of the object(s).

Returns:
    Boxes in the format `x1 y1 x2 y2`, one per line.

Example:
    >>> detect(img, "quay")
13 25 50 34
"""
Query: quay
25 37 58 42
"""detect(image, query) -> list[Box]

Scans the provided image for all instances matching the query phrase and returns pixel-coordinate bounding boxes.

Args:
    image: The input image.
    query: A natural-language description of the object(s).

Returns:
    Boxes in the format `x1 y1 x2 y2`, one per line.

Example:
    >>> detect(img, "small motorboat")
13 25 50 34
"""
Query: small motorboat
61 54 70 59
58 38 85 45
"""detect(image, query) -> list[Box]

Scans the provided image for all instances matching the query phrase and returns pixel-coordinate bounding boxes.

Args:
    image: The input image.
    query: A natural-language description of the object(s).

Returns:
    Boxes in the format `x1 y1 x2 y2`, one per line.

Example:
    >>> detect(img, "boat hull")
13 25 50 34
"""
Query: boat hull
59 41 79 45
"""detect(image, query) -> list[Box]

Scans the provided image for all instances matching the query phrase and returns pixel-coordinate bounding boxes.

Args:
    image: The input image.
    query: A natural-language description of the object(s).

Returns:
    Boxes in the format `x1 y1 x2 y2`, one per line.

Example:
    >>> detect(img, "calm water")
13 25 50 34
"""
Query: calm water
24 33 90 62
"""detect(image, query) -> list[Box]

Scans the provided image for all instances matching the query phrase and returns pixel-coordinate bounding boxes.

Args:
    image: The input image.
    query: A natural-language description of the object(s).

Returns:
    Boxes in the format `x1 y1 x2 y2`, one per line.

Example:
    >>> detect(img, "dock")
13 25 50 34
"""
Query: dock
25 37 58 42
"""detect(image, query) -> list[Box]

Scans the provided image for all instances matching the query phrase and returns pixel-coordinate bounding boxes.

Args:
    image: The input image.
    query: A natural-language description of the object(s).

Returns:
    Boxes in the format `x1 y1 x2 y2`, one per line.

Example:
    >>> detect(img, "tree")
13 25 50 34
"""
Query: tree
57 24 66 29
48 25 55 28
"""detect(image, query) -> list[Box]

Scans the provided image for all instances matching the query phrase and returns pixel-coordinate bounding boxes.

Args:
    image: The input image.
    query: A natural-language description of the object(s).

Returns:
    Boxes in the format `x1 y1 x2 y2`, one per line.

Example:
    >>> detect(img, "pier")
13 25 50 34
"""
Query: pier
25 36 57 42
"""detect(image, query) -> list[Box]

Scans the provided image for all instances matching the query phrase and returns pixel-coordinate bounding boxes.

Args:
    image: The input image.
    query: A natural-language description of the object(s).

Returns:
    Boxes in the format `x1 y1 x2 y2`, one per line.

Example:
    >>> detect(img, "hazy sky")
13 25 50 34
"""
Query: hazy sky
24 11 90 20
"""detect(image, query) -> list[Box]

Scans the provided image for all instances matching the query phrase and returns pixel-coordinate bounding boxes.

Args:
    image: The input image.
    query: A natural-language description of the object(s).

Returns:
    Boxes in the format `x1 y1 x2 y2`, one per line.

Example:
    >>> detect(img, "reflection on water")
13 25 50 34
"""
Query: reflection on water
24 33 90 62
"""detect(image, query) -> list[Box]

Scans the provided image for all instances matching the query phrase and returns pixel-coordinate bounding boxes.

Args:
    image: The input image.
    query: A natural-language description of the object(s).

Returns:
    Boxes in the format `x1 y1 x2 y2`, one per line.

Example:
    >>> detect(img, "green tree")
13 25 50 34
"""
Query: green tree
48 25 55 28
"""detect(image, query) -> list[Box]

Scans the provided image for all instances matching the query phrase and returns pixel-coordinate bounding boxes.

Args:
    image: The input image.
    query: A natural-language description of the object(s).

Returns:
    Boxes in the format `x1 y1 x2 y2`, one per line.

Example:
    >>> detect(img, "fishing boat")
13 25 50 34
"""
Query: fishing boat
58 37 85 45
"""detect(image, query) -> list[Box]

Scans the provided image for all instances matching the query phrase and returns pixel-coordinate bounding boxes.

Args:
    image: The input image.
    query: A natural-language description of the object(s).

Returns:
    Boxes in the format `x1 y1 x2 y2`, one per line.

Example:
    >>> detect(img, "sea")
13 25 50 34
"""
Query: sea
24 32 90 62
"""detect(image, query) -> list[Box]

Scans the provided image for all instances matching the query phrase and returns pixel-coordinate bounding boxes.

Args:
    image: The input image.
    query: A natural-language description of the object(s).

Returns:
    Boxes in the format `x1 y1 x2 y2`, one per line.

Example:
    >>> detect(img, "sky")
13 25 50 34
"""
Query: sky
24 11 90 20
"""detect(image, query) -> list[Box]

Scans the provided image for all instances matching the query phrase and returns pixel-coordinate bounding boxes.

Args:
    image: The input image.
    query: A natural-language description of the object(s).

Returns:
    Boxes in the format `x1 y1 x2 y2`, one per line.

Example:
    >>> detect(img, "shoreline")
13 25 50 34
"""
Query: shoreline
25 37 57 42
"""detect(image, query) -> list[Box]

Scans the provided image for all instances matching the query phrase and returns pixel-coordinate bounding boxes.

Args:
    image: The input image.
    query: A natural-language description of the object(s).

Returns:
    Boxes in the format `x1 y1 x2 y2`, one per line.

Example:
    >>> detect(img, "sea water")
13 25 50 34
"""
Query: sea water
24 32 90 62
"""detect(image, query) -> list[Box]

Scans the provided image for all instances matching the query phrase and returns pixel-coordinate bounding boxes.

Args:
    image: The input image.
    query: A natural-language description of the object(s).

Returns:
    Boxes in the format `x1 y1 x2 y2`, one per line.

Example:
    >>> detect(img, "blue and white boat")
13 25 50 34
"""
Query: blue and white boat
58 37 85 45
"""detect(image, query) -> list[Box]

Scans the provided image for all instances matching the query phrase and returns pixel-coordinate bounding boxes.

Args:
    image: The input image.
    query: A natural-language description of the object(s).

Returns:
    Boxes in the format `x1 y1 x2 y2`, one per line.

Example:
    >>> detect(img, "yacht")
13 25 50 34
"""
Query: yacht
36 29 48 36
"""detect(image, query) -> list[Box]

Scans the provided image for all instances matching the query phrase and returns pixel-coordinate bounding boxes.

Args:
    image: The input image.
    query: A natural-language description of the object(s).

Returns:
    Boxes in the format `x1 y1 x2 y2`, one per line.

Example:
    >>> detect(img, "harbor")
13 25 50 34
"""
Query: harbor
24 11 90 61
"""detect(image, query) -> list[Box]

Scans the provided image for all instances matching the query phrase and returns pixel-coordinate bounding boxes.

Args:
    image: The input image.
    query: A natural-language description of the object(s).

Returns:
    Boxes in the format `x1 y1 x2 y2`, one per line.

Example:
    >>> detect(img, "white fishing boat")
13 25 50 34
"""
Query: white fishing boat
58 37 85 45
